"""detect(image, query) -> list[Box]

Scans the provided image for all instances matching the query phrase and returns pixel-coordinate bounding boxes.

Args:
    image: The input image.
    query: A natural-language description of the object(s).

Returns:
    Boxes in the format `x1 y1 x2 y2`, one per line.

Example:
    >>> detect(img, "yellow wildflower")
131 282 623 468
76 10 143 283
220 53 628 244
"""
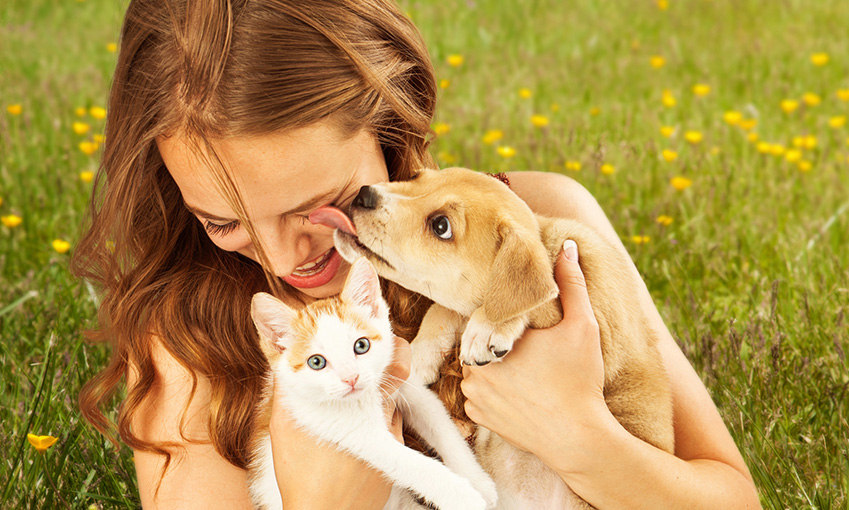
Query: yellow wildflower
93 134 105 143
797 160 813 172
496 145 516 158
27 434 59 454
531 114 550 128
657 0 669 11
837 89 849 102
564 161 582 172
670 176 692 191
650 56 666 69
518 88 533 99
784 149 802 163
660 126 676 138
446 54 464 67
631 235 651 244
780 99 799 113
810 53 829 66
482 129 504 145
1 215 23 228
74 106 87 117
829 116 846 129
439 79 450 89
89 106 107 119
600 163 616 175
79 141 99 156
432 122 451 136
739 119 758 131
52 239 71 254
723 111 742 126
661 89 676 108
692 84 711 97
551 103 561 113
72 122 91 135
803 135 818 150
80 170 95 183
656 215 674 226
7 104 23 116
106 42 118 53
684 130 703 144
661 149 678 162
769 144 786 157
589 106 601 116
802 92 821 107
437 151 457 165
710 146 721 156
747 132 760 143
756 142 772 154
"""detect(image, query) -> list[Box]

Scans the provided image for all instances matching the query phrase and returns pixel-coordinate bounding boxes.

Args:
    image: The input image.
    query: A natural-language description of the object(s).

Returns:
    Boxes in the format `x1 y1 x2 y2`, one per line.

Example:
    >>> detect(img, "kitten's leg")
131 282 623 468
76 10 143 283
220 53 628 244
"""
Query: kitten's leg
398 379 498 509
335 417 488 510
411 305 466 385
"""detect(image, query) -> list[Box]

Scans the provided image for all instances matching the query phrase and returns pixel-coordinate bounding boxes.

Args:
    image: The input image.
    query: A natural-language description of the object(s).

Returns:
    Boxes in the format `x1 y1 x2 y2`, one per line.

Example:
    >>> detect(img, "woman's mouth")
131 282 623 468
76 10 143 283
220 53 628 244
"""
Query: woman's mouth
282 248 344 289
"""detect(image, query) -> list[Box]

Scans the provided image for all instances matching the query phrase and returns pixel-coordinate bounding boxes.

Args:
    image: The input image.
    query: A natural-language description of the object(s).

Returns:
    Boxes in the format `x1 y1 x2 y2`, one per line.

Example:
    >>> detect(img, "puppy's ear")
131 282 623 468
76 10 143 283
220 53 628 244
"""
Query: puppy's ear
341 257 388 319
251 292 296 358
482 223 558 324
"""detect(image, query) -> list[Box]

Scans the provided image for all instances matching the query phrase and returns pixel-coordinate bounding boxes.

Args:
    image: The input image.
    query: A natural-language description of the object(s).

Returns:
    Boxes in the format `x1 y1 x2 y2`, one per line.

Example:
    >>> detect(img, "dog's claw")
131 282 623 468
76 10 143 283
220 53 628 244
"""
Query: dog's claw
492 349 509 358
475 359 491 366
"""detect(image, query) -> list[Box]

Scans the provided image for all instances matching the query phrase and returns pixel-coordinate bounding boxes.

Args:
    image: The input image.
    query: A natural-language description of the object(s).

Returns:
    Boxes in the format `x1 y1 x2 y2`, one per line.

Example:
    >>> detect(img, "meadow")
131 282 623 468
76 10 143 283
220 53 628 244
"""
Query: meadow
1 0 847 508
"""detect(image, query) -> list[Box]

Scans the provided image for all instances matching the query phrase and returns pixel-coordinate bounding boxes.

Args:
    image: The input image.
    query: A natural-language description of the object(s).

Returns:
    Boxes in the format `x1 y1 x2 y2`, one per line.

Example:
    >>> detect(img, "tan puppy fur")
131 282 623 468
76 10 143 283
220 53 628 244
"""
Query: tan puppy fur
334 167 674 509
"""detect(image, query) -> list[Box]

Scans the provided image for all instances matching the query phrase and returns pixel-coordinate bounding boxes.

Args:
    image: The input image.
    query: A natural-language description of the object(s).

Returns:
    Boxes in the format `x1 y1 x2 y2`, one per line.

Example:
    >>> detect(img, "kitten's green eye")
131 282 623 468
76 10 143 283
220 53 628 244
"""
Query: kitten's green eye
354 337 370 355
307 355 327 370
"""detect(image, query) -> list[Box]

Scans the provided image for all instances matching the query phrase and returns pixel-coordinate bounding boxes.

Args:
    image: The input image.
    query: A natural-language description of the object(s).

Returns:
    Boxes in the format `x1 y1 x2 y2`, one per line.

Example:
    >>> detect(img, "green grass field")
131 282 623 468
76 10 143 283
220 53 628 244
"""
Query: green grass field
1 0 847 507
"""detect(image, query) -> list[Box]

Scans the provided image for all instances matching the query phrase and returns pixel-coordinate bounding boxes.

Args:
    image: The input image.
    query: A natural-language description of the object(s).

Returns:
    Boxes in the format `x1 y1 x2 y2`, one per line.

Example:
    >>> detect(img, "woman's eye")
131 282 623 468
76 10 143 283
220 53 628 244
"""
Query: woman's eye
204 220 240 236
307 355 327 370
430 215 453 240
354 337 370 355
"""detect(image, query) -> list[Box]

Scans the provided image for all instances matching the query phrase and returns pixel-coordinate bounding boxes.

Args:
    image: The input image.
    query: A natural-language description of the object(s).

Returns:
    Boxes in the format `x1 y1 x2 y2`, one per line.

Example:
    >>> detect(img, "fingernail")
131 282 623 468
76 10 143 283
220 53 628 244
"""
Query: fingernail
563 239 578 262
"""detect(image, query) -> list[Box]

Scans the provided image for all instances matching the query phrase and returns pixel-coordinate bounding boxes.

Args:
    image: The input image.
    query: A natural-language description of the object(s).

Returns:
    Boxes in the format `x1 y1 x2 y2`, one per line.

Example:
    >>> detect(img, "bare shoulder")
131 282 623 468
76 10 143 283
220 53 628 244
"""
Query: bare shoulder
129 337 254 509
506 171 621 248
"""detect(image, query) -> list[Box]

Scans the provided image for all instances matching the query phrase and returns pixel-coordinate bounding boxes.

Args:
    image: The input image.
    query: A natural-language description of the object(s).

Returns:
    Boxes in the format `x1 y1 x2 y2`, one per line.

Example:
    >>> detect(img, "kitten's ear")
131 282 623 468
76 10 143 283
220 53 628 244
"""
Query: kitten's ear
341 257 387 318
251 292 296 354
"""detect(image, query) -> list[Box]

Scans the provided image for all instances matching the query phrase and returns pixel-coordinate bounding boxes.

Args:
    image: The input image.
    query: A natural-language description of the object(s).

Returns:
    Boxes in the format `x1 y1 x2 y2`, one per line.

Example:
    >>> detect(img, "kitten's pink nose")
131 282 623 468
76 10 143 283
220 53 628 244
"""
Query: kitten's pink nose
342 375 359 388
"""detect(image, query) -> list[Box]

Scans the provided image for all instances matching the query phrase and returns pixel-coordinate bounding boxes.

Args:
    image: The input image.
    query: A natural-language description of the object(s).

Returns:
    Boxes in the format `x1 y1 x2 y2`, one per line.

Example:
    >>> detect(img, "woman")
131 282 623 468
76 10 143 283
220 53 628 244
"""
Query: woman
72 0 761 508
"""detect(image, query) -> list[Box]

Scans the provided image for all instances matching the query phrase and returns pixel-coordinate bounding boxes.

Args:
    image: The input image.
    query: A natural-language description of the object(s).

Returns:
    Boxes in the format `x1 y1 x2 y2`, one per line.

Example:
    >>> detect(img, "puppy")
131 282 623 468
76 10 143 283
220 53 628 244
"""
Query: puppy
331 167 674 509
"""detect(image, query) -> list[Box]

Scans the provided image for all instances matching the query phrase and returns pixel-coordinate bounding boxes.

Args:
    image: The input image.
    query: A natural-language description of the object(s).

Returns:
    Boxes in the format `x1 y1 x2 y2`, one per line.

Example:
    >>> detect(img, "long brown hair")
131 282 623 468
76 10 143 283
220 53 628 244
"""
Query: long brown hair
72 0 436 470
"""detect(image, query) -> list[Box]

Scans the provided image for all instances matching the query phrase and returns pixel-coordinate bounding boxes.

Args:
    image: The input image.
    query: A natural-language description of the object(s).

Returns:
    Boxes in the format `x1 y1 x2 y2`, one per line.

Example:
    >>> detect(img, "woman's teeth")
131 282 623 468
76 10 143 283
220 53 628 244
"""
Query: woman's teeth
292 250 332 276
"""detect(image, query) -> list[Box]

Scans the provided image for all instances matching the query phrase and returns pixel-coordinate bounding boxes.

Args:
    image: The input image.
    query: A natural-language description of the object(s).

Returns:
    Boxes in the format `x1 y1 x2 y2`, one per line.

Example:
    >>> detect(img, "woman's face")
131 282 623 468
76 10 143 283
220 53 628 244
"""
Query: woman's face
157 121 389 299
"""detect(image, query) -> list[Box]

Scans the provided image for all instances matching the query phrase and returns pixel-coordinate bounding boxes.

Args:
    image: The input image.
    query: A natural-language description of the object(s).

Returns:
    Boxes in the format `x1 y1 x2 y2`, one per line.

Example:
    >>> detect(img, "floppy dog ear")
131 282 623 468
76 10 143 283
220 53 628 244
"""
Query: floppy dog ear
482 223 558 324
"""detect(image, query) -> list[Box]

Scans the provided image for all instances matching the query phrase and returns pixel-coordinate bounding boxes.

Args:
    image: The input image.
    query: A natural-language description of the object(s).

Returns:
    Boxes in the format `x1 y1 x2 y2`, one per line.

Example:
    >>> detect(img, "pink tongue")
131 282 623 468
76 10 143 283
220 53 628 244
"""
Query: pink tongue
309 206 357 236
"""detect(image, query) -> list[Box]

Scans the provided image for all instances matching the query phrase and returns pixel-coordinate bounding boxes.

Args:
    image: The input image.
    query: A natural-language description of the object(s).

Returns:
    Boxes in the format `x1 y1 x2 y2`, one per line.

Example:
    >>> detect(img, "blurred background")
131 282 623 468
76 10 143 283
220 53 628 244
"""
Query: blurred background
1 0 847 507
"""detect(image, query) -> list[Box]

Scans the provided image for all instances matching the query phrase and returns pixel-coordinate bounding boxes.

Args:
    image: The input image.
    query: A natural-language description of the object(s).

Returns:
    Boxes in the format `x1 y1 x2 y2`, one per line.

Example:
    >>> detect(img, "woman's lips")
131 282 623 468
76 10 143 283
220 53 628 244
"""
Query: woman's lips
282 248 343 289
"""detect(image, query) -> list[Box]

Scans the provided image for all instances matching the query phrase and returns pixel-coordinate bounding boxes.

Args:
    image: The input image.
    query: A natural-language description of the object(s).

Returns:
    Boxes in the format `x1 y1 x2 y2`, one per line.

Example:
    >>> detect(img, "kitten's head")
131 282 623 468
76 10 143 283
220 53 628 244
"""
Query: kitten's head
251 258 395 402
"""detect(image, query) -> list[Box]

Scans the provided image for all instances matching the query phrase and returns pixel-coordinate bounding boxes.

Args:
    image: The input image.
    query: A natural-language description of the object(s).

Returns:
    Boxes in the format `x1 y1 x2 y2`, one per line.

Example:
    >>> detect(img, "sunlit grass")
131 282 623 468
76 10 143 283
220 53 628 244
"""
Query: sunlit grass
1 0 847 508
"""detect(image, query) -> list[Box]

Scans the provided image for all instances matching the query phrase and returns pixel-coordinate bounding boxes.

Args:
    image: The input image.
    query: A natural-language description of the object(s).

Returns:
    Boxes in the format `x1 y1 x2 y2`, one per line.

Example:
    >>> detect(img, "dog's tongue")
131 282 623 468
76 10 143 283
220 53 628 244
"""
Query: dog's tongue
309 206 357 236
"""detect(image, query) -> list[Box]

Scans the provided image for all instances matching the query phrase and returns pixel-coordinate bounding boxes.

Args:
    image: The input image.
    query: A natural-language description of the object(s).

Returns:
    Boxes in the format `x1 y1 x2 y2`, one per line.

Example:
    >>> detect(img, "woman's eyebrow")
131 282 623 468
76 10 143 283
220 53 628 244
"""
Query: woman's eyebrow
183 186 344 221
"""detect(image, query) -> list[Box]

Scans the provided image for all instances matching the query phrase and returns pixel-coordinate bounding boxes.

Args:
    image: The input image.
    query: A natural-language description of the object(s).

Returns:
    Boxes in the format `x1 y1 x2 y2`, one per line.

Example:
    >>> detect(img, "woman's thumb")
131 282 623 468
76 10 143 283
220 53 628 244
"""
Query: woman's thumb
555 240 594 320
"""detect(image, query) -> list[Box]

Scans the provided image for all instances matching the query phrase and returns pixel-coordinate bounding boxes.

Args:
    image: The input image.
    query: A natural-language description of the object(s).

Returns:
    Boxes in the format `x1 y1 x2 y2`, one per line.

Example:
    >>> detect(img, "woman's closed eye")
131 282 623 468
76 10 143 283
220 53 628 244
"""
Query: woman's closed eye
204 219 240 236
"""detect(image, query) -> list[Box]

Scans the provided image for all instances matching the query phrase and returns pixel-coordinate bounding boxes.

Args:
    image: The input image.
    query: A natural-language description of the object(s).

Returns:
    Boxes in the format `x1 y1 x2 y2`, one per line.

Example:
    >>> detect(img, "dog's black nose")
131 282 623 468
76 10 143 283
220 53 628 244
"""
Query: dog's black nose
352 186 379 210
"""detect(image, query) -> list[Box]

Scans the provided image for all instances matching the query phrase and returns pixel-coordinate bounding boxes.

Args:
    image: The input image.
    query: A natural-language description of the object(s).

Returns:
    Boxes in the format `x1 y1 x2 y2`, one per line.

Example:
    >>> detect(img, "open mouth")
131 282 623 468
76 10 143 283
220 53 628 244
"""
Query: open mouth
282 248 344 289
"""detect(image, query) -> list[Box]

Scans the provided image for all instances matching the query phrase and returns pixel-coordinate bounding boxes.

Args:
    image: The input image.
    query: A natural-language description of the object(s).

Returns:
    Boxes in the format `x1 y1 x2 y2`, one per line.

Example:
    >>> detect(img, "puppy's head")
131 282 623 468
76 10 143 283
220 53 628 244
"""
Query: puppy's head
334 167 557 322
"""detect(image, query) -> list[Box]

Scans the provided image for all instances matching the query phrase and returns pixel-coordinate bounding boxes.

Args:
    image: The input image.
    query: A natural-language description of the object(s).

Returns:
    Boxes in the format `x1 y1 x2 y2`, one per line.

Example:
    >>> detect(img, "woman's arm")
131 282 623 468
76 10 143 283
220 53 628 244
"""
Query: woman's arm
459 171 760 508
130 336 407 509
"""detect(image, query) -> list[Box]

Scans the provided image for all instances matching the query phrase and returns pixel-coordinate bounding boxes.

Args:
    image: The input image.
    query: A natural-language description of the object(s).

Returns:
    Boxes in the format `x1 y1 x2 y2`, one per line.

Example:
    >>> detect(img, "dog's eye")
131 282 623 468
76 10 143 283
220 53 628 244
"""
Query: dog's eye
430 215 453 240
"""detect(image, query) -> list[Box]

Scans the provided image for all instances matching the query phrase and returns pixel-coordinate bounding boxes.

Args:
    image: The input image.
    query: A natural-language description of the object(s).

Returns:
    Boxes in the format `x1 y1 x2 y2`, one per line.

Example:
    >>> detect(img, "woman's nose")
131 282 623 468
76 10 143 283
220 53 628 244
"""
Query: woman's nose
255 221 314 277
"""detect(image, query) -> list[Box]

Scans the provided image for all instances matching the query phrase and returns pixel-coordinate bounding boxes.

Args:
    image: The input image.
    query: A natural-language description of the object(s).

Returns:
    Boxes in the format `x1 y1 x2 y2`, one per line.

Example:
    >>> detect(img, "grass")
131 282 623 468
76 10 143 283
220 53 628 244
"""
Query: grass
1 0 847 507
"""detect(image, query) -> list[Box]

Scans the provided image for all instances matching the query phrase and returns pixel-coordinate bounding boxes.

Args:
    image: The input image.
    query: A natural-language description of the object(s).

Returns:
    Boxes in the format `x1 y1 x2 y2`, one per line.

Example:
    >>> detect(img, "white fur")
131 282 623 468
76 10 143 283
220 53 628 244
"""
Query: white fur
249 259 497 510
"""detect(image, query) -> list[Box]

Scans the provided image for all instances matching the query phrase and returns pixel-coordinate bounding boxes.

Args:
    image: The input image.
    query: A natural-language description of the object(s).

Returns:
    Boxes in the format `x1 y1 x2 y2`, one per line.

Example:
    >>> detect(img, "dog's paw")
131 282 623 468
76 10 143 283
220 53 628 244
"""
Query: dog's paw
460 310 527 366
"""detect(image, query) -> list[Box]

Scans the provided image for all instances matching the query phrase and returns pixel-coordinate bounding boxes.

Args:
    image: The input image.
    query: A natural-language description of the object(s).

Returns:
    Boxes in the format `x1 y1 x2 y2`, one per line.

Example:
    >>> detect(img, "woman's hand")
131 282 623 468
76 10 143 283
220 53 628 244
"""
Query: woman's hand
460 240 613 471
269 336 411 510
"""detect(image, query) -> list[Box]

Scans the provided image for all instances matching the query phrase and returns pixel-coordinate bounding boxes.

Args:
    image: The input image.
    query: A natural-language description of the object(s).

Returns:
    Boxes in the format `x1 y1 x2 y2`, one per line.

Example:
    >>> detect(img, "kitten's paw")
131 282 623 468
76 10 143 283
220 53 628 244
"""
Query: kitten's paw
460 311 526 366
410 342 444 385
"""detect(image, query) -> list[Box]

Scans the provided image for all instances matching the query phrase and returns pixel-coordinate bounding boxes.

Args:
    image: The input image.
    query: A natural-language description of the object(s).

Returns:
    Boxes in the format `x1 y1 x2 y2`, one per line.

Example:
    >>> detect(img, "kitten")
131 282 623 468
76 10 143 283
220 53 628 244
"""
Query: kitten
247 257 497 510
